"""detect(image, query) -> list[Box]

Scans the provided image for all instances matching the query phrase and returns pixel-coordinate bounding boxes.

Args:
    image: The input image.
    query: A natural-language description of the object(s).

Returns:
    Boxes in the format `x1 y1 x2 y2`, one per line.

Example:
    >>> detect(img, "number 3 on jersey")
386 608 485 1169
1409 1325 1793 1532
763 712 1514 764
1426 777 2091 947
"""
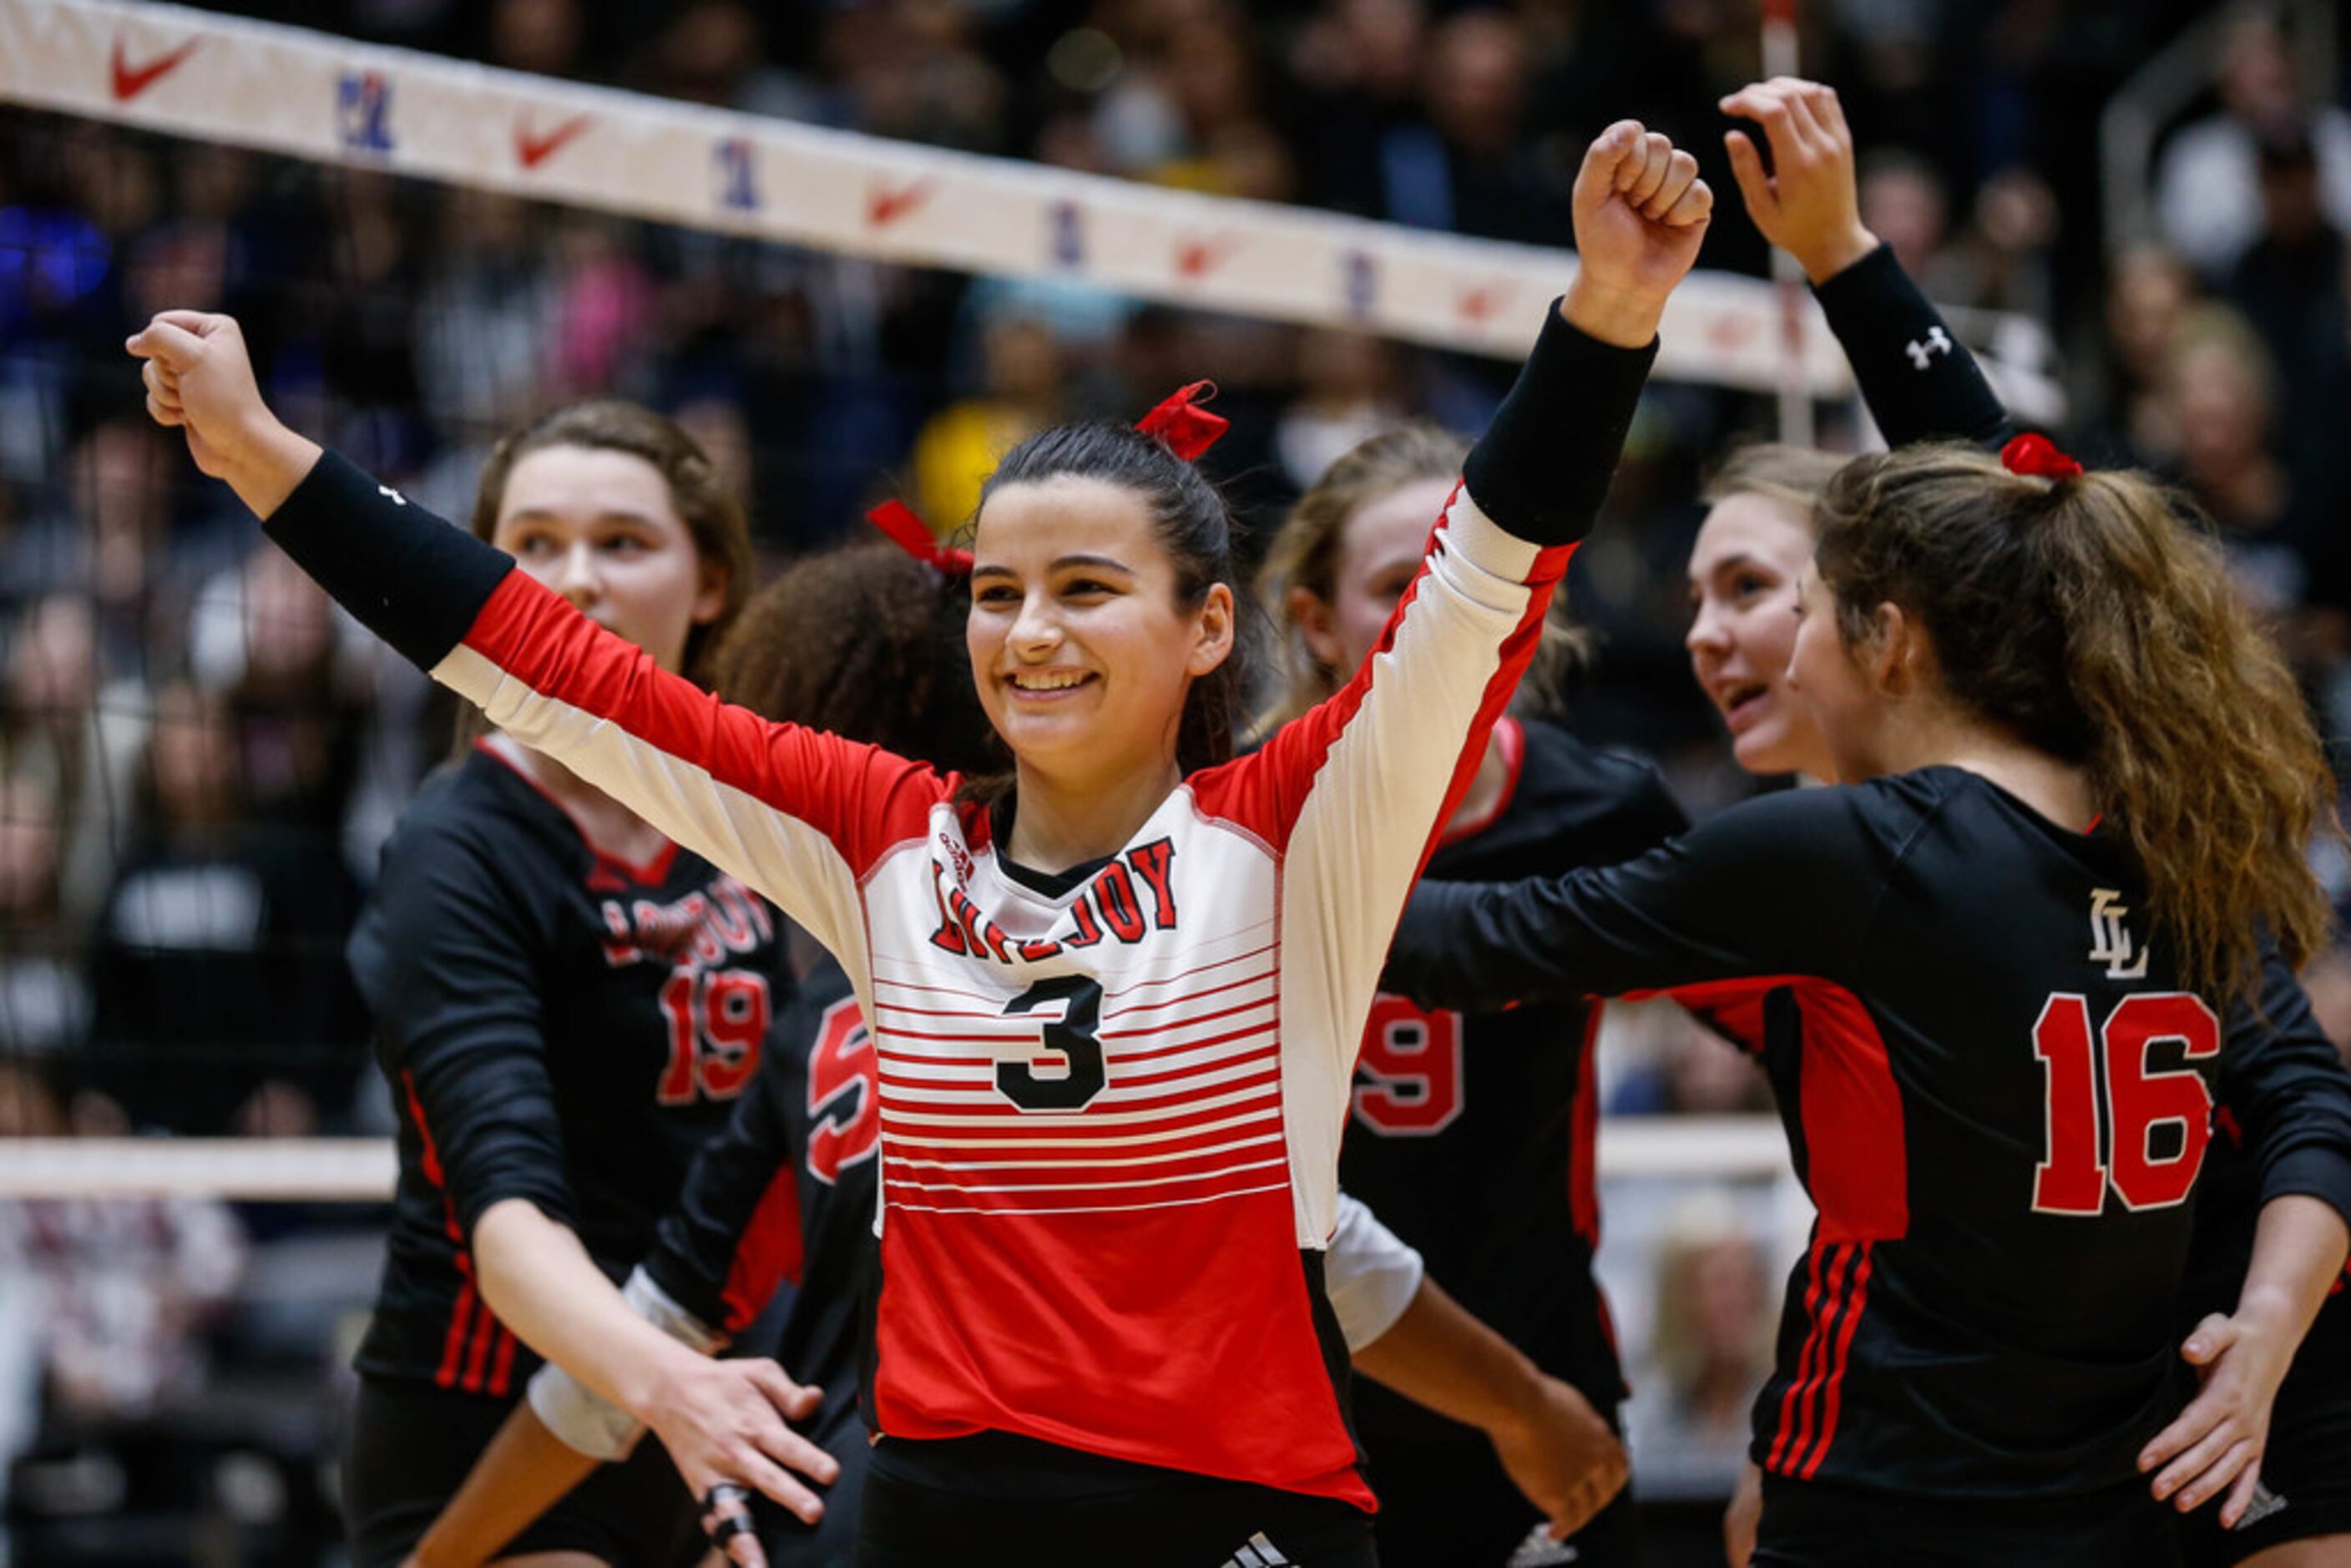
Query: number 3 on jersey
1352 994 1465 1136
2031 991 2219 1215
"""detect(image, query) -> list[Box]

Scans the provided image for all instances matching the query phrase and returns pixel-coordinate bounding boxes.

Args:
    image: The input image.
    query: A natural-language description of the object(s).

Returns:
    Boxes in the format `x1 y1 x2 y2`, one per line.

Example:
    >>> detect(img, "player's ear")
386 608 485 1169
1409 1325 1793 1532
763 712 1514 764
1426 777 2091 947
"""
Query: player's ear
1188 582 1235 677
1868 602 1927 697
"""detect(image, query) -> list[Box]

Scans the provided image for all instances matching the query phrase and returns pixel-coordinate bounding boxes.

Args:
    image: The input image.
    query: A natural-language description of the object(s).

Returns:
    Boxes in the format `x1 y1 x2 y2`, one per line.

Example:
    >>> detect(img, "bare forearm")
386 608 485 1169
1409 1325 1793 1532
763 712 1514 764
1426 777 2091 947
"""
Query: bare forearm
1352 1275 1541 1434
410 1401 598 1568
472 1198 705 1419
2236 1192 2351 1344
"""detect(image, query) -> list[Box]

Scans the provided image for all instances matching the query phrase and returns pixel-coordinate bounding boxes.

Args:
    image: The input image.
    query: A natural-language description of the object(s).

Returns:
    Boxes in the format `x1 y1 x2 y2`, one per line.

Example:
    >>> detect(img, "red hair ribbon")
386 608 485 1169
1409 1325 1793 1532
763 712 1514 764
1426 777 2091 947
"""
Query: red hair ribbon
2000 432 2083 481
1135 381 1229 462
866 498 974 575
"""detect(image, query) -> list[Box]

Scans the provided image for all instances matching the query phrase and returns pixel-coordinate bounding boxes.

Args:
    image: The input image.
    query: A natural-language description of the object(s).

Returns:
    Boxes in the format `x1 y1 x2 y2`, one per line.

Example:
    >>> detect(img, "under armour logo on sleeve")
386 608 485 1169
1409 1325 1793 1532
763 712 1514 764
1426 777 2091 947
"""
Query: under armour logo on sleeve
378 484 407 506
1904 327 1953 371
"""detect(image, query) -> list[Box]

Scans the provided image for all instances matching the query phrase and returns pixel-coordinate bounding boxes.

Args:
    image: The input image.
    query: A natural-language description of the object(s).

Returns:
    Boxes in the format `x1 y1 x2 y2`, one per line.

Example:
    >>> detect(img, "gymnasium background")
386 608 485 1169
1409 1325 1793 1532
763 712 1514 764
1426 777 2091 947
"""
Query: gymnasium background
1 0 2347 1561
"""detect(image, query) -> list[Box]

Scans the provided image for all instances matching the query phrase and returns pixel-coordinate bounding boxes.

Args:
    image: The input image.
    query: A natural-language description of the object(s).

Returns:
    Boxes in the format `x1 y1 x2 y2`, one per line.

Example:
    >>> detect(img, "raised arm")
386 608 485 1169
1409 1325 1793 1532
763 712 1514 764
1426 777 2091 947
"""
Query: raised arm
127 314 929 966
1720 77 2015 451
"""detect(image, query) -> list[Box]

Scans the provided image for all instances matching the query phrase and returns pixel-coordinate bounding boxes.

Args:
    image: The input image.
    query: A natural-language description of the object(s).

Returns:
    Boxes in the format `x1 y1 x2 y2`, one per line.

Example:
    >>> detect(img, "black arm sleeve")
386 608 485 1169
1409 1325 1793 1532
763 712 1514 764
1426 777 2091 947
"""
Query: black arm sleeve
642 1040 806 1338
261 449 513 671
1812 244 2016 453
1383 786 1891 1011
2217 953 2351 1230
354 817 575 1237
1462 305 1658 547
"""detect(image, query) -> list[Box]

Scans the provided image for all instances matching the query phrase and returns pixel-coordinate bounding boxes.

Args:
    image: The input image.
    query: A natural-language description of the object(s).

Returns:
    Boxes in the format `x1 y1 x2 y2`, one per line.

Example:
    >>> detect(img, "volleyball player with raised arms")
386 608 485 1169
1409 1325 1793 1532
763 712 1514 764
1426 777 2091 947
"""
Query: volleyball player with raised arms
134 121 1711 1567
406 539 1632 1567
1379 405 2351 1558
1694 76 2351 1568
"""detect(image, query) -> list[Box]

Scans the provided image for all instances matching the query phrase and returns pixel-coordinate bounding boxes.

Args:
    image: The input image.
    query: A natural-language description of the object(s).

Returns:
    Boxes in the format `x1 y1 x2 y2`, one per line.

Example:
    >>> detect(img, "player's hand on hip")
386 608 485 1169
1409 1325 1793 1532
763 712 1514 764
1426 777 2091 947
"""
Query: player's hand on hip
1484 1370 1630 1541
125 311 319 516
640 1355 838 1529
1719 77 1879 285
2139 1309 2287 1527
1562 120 1713 348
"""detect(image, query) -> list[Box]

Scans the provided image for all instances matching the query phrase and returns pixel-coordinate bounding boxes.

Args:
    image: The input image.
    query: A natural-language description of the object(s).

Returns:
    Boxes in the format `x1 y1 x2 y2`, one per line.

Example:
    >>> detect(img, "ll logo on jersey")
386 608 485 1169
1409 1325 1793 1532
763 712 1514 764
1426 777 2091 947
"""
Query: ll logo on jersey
2088 888 2149 979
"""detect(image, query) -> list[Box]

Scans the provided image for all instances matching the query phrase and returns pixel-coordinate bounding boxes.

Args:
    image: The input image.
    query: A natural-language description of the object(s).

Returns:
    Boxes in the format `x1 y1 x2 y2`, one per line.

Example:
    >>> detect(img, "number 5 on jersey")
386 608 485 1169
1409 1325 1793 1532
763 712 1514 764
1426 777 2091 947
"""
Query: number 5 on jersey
2031 991 2219 1215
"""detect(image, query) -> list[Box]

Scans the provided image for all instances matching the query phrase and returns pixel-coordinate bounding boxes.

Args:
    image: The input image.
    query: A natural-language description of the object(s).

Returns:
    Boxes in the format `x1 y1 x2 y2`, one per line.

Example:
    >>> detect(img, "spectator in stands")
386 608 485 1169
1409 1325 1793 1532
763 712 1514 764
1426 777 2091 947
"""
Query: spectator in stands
1271 330 1408 493
2154 13 2351 279
2227 120 2351 517
1856 149 1950 290
911 306 1063 537
187 543 369 835
83 679 365 1138
0 766 88 1068
1625 1194 1775 1499
1 590 145 932
2092 243 2197 465
2160 306 2311 617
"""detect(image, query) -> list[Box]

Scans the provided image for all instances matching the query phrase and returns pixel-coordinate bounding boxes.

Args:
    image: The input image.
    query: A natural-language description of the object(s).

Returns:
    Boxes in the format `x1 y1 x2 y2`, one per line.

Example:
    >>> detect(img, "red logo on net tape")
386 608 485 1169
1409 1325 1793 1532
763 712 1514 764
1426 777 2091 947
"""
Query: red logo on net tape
516 114 593 170
110 36 200 101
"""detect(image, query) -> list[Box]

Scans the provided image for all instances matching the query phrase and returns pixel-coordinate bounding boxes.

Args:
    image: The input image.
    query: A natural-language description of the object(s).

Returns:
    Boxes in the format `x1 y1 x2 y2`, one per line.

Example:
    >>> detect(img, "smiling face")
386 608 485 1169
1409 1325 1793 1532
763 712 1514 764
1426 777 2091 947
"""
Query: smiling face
492 444 727 676
967 474 1233 789
1290 474 1455 684
1686 493 1829 778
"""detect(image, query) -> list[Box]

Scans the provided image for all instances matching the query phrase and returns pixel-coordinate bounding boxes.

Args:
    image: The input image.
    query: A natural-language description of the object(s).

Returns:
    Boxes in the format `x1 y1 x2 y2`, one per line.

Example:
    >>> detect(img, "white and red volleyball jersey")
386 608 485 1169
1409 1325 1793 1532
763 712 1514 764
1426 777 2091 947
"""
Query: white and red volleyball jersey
262 311 1655 1505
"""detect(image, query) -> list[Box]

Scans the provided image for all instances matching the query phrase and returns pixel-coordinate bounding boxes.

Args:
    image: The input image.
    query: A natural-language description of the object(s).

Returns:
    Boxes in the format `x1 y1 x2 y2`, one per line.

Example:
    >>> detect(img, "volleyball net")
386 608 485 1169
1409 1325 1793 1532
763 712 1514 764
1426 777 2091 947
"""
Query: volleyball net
0 0 1992 1196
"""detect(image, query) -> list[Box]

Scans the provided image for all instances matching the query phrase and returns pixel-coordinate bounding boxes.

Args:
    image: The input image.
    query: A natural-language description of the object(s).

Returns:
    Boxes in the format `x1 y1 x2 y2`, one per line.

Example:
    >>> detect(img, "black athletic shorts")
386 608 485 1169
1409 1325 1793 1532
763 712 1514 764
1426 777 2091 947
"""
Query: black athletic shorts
341 1375 703 1568
1754 1473 2183 1568
2177 1369 2351 1566
1363 1432 1639 1566
857 1433 1378 1567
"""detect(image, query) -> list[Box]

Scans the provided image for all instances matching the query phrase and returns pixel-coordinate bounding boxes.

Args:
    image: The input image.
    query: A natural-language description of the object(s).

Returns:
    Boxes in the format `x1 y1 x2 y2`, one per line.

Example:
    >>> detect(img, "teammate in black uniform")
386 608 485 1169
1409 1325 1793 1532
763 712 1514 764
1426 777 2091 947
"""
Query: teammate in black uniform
1258 422 1685 1565
1383 402 2351 1561
331 402 821 1566
1703 78 2351 1568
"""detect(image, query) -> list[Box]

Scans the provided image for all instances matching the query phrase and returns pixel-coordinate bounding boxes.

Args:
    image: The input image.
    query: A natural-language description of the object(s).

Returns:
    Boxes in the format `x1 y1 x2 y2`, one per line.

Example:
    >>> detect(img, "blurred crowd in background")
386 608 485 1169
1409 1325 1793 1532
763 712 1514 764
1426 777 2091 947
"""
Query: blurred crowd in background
1 0 2348 1560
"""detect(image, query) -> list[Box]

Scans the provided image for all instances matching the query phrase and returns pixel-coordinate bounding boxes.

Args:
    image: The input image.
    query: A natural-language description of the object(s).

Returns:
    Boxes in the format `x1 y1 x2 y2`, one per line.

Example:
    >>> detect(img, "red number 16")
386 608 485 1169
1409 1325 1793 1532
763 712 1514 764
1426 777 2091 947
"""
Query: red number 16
2031 991 2219 1216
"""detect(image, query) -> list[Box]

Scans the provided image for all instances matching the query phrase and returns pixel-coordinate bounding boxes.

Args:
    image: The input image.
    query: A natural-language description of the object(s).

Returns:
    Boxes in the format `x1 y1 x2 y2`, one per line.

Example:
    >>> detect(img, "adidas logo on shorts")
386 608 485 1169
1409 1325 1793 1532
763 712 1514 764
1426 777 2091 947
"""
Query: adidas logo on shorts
1507 1524 1581 1565
1219 1532 1291 1567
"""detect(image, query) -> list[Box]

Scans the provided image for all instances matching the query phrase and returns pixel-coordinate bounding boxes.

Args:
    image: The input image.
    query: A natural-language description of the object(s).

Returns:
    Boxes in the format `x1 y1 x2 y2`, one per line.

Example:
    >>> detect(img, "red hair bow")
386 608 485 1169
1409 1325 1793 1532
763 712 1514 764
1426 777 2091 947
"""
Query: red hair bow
867 498 974 575
1135 381 1229 462
2000 432 2083 481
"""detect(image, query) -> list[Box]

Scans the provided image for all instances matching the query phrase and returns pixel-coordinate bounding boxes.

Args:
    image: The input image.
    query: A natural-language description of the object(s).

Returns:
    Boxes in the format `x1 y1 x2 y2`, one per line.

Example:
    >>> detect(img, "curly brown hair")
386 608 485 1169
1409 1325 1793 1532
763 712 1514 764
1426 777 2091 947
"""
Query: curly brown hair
713 540 999 779
1813 444 2336 1007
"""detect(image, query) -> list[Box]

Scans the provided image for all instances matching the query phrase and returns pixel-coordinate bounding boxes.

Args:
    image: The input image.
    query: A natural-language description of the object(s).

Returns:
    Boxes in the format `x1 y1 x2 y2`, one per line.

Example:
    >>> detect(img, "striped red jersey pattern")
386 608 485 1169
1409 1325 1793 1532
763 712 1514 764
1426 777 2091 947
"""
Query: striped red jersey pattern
429 486 1569 1506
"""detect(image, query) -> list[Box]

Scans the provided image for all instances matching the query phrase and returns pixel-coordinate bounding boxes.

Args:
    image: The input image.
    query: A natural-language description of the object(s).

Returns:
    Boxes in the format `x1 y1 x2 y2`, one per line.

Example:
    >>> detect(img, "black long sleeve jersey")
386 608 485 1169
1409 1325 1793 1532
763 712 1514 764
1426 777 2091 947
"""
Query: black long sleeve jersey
1383 770 2351 1499
1340 717 1685 1441
636 952 873 1565
348 743 791 1393
1809 240 2351 1424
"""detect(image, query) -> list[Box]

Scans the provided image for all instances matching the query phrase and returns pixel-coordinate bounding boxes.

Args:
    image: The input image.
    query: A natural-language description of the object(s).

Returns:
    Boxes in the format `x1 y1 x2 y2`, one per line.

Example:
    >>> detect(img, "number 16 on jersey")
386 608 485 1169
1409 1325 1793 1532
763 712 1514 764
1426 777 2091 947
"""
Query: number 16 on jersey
2030 991 2220 1215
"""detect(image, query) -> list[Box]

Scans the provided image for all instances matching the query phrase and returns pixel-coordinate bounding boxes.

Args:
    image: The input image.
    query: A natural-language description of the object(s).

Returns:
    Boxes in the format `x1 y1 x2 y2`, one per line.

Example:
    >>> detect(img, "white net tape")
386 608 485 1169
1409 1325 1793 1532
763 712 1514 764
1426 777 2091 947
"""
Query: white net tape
0 0 2060 415
0 1118 1791 1199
